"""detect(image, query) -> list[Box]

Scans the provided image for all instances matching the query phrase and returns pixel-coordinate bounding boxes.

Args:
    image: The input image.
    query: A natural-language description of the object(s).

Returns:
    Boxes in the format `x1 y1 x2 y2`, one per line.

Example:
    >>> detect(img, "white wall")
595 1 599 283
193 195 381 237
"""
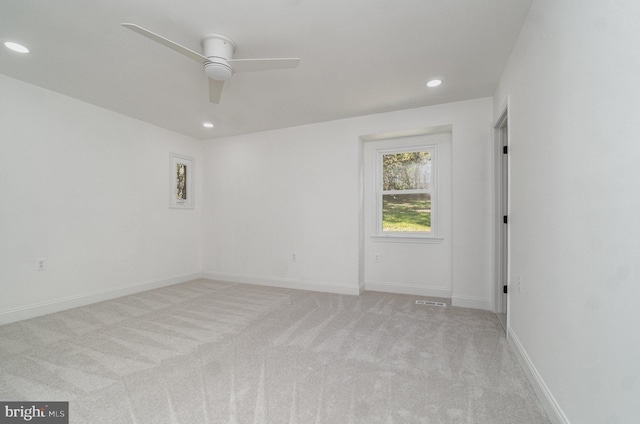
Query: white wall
202 98 494 308
494 0 640 422
0 74 203 324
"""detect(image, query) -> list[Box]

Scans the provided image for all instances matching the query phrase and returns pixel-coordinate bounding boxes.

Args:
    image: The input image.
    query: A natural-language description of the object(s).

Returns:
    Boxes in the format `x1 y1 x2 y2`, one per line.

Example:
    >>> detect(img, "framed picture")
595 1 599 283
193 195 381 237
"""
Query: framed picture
170 153 194 209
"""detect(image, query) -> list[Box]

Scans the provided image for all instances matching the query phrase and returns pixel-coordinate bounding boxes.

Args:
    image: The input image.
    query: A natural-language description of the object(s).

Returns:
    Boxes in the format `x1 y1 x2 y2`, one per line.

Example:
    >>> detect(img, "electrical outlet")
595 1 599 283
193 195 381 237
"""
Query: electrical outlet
518 275 522 293
374 253 380 263
36 258 46 271
292 253 296 262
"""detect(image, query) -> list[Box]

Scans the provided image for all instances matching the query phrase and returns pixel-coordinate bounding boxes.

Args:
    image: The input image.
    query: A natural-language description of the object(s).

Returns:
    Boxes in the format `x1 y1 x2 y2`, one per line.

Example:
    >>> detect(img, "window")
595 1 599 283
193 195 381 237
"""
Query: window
376 146 436 237
170 153 195 209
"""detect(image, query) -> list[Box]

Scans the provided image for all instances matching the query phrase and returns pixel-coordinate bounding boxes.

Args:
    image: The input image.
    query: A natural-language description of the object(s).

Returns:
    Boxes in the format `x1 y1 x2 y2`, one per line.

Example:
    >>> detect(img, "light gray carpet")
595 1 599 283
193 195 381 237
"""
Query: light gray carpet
0 279 549 423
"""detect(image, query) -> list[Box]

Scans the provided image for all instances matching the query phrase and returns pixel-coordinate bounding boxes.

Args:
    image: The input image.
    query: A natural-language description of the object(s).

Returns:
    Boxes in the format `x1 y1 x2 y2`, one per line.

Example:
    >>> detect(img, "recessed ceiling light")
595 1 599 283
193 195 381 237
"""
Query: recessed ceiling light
4 41 29 54
202 122 214 128
426 79 442 88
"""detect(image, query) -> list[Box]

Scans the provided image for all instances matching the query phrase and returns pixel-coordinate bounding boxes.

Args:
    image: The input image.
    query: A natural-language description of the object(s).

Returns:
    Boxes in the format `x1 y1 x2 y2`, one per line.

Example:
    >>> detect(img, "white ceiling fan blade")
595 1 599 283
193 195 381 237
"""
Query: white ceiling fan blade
208 78 225 103
122 23 208 64
228 58 300 73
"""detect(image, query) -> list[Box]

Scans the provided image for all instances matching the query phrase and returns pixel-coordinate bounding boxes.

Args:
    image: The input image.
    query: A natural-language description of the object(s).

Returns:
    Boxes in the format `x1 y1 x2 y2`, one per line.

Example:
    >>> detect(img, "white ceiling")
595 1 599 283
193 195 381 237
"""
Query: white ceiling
0 0 532 140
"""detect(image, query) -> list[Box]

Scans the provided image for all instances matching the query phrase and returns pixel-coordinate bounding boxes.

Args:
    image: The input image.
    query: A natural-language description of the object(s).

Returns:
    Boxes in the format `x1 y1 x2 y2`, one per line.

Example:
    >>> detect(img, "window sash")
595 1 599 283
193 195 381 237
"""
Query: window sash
381 189 430 196
376 145 437 237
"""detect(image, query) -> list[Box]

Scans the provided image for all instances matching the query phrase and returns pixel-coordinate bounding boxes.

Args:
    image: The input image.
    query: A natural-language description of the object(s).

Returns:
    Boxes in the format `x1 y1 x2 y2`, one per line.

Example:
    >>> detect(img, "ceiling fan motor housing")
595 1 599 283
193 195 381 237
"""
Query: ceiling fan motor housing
202 34 236 81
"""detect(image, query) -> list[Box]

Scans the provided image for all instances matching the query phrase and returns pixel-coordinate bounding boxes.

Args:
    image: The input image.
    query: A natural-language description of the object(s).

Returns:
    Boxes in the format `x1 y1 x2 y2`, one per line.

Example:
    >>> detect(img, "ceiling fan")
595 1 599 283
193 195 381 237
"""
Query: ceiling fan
122 23 300 103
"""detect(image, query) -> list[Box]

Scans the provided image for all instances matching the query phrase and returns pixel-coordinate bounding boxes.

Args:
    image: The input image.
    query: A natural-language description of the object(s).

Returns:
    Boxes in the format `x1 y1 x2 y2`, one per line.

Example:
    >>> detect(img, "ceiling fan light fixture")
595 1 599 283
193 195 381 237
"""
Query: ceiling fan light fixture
4 41 29 53
204 61 233 81
122 24 300 104
427 79 442 88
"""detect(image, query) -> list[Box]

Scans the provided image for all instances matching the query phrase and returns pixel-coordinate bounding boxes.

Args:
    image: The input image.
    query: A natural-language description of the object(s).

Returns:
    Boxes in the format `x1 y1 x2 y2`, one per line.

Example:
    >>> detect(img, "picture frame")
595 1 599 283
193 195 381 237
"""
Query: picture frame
169 153 194 209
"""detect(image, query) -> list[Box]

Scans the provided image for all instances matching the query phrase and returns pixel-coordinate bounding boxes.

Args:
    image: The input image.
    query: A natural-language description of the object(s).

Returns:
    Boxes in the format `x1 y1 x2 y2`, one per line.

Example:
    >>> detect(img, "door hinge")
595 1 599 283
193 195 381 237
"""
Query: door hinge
503 215 508 224
503 146 508 154
503 285 508 294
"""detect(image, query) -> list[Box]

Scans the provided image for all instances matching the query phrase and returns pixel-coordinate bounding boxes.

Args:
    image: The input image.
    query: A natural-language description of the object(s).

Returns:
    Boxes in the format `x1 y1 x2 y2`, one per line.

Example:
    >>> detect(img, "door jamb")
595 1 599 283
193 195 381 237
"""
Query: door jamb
493 97 510 318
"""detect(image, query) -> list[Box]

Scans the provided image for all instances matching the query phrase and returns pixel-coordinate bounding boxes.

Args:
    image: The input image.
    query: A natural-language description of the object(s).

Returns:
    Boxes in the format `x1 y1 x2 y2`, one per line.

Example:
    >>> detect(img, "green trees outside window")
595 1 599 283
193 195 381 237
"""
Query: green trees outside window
381 150 433 233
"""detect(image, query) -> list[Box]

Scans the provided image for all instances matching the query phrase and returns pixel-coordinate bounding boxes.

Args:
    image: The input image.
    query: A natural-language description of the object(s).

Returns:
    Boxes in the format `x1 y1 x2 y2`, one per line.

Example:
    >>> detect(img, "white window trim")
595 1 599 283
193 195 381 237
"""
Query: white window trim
374 144 439 239
370 235 444 244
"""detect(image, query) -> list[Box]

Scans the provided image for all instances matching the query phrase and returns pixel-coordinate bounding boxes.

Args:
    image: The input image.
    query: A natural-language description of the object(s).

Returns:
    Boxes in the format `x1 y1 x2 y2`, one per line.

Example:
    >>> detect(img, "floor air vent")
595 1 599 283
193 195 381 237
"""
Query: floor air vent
415 300 446 307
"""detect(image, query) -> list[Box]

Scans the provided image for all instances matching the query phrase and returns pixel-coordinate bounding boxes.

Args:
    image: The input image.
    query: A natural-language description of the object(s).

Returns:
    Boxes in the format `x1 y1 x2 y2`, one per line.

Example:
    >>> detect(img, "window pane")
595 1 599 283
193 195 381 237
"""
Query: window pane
382 193 431 232
382 151 431 190
176 164 187 200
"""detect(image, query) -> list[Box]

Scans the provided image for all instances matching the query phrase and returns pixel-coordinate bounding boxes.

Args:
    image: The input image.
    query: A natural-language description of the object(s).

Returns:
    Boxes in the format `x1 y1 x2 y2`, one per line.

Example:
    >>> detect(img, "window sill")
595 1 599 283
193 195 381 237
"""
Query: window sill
371 235 444 244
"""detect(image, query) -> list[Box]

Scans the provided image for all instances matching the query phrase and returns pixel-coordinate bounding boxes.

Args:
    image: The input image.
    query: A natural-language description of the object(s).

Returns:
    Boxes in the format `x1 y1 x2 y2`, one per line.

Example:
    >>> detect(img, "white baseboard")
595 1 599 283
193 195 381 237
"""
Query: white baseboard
451 294 492 310
202 272 360 296
0 272 203 326
365 280 451 298
508 327 571 424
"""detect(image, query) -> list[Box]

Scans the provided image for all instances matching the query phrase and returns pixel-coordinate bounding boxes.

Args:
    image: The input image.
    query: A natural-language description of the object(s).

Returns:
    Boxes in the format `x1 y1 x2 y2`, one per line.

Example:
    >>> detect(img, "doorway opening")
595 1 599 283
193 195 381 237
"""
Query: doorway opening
494 103 509 331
